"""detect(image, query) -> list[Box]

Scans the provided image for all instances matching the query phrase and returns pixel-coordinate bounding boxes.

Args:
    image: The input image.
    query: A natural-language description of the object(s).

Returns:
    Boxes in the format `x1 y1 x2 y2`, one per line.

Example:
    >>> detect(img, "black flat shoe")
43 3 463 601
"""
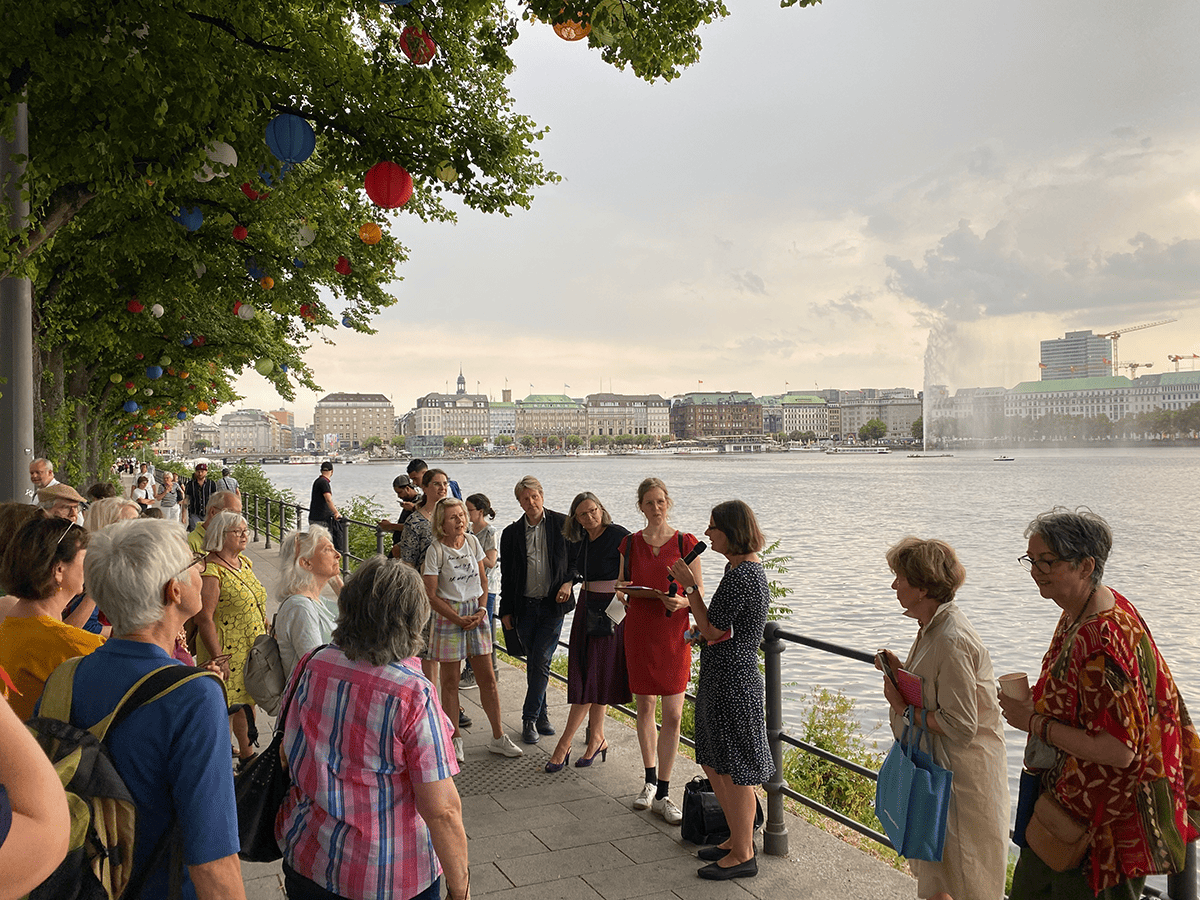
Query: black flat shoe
697 857 757 880
696 845 731 862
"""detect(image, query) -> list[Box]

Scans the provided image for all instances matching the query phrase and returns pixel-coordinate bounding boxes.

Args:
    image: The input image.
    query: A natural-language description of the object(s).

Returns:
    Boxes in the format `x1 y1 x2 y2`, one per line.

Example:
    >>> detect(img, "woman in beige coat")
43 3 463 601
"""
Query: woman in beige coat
876 537 1010 900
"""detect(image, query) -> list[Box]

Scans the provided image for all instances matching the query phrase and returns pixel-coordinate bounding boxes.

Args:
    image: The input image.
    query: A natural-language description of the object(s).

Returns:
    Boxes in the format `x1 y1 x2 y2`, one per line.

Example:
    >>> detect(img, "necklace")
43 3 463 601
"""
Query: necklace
1067 586 1097 632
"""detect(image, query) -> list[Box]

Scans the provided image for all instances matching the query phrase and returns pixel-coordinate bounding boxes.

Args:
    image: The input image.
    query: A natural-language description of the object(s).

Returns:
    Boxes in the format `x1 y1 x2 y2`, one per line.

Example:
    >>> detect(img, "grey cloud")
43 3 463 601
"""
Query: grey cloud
731 269 767 295
886 221 1200 321
810 290 873 322
714 235 734 252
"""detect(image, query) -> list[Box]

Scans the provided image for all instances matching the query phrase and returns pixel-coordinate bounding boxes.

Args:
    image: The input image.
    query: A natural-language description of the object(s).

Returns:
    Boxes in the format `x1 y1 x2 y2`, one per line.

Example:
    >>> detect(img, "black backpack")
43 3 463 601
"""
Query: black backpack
24 657 222 900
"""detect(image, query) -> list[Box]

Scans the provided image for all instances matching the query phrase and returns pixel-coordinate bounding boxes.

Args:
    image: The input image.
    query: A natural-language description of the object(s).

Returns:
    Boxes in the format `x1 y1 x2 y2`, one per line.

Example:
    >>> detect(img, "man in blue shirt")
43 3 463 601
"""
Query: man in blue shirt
69 519 245 900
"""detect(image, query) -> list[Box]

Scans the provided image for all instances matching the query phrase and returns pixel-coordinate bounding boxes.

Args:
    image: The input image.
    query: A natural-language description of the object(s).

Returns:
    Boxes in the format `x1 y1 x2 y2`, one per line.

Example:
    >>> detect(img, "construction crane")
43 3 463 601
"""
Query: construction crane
1119 362 1153 378
1168 354 1199 372
1097 318 1177 372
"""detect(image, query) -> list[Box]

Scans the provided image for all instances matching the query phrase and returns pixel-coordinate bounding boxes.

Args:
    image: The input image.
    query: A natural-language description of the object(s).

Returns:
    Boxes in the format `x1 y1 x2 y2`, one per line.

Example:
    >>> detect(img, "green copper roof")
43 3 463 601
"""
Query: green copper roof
1010 376 1132 393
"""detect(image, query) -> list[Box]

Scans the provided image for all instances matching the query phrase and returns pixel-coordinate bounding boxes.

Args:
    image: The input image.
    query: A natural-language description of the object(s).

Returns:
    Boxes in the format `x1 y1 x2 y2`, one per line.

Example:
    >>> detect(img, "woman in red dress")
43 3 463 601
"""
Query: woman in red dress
618 477 703 824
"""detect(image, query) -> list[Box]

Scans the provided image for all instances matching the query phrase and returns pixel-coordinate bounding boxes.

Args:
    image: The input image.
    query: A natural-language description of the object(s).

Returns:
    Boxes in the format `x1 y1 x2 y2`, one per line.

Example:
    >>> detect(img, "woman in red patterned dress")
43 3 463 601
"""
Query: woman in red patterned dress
1000 508 1200 900
617 478 703 825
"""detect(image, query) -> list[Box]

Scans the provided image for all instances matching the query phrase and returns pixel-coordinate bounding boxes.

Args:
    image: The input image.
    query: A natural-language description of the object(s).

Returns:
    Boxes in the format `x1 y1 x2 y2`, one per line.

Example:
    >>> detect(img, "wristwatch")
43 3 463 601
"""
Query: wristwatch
684 584 698 596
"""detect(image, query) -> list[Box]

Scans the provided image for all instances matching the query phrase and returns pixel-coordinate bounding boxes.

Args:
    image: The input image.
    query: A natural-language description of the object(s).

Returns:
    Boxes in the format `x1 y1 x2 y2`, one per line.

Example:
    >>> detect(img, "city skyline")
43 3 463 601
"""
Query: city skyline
228 1 1200 420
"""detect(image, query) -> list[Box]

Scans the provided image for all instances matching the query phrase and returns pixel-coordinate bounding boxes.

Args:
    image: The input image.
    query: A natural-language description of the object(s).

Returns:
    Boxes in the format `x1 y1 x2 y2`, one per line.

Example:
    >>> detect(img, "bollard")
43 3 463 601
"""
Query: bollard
762 620 789 856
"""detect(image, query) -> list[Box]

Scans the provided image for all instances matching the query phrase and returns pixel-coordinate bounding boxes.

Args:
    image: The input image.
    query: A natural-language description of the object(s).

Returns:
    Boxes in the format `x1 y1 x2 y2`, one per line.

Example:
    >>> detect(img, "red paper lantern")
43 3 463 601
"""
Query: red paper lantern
300 304 316 320
335 256 352 275
359 222 382 245
240 183 261 201
364 161 413 209
233 224 248 241
127 298 144 313
124 381 135 390
400 27 437 64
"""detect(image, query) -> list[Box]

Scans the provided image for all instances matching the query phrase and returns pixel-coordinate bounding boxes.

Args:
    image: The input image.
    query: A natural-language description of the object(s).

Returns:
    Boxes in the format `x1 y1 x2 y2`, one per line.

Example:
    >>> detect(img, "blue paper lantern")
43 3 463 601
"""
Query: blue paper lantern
123 400 140 413
181 334 194 347
145 365 163 380
265 115 316 165
342 316 353 327
177 411 188 420
381 0 414 5
171 206 204 231
246 257 267 280
293 257 306 268
279 363 288 373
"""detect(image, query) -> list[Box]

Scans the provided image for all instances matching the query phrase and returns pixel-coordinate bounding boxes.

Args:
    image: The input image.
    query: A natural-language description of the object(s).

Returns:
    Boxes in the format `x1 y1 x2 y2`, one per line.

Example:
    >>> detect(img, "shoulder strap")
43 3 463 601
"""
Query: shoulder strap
91 665 224 742
38 656 85 721
678 532 684 556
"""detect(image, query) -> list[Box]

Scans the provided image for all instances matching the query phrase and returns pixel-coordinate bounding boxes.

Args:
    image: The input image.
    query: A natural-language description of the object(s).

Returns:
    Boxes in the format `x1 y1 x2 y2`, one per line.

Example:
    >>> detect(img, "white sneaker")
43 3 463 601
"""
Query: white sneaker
632 782 655 810
453 737 464 764
487 734 524 758
651 795 683 825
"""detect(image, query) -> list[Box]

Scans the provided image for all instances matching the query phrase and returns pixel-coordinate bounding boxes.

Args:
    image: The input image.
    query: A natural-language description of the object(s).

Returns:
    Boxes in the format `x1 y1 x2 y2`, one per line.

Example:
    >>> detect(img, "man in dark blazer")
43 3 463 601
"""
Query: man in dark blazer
499 475 574 744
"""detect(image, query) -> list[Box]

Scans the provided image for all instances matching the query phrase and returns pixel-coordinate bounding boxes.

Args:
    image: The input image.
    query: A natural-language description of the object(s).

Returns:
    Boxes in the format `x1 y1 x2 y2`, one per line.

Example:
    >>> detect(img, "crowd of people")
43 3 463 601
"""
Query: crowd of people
1 455 1199 900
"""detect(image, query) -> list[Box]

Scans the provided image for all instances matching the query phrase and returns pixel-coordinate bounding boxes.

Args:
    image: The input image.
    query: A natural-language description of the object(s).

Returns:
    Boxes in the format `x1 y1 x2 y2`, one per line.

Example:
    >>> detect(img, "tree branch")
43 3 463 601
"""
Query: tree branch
1 185 97 279
184 11 293 53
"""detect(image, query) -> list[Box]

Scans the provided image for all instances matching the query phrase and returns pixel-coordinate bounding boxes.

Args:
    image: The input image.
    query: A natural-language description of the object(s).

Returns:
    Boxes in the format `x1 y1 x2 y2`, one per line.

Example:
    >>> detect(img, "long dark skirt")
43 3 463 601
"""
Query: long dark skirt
567 590 632 706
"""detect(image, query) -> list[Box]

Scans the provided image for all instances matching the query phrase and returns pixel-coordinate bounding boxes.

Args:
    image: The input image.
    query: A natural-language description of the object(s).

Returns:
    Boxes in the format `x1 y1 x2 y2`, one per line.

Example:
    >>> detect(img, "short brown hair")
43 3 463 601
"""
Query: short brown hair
2 518 90 600
514 475 543 500
710 500 765 555
886 537 965 604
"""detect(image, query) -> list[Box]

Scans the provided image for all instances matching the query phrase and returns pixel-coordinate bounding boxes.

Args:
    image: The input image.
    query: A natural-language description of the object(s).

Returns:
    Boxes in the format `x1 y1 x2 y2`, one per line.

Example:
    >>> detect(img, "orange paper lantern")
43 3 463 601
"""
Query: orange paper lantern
554 19 591 40
260 276 275 290
359 223 382 244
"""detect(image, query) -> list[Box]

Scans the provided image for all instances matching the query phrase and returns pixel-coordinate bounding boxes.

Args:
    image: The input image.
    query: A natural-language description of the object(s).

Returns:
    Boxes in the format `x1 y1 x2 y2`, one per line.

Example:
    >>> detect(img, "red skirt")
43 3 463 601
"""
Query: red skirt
623 596 691 695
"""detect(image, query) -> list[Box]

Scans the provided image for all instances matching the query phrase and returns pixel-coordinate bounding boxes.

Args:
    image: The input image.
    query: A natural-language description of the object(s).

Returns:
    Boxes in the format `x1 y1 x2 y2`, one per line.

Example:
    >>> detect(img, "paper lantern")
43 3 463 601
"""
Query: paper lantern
238 304 256 320
127 298 144 313
364 162 413 209
160 356 171 366
265 114 316 164
554 19 591 40
434 161 458 184
123 400 140 413
171 206 204 231
380 0 414 5
293 257 306 268
197 400 209 411
271 298 287 314
255 359 275 376
335 256 352 276
342 316 352 327
125 381 135 390
193 335 206 347
150 303 164 318
299 304 315 320
181 335 194 346
296 224 316 246
178 411 187 420
194 263 206 278
400 27 437 64
136 353 144 360
280 363 289 373
110 373 123 384
359 222 382 244
240 183 261 201
232 224 248 241
146 365 163 379
260 276 274 290
143 388 154 396
195 141 237 181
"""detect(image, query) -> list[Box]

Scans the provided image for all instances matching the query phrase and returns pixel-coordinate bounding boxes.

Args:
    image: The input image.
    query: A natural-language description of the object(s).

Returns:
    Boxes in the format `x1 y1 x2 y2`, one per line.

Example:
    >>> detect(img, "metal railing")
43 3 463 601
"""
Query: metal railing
240 491 1196 899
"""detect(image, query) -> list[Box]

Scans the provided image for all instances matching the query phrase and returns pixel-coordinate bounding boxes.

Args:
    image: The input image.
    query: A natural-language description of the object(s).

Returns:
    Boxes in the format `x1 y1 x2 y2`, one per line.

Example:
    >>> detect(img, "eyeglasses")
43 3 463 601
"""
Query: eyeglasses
55 521 81 546
1018 554 1063 574
171 551 207 581
225 528 249 537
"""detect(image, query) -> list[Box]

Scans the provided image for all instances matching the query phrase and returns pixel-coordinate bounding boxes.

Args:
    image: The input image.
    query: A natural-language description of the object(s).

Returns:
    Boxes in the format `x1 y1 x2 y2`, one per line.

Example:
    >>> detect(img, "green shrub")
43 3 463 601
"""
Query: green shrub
340 494 387 571
230 463 297 541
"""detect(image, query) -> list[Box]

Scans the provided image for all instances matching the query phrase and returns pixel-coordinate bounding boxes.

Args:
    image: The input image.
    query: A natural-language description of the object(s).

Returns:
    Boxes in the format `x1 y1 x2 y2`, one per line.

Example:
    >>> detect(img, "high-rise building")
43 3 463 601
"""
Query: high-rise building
1040 330 1113 381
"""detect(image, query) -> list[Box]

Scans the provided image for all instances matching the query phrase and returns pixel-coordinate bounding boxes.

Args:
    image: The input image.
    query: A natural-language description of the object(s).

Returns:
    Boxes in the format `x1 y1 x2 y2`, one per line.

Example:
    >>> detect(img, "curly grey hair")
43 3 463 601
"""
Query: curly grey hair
1024 507 1112 587
333 556 430 664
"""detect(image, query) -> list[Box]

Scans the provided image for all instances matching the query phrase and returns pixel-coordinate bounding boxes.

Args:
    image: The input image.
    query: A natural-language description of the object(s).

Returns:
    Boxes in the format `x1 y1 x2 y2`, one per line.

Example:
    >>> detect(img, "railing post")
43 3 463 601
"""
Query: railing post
264 497 272 549
762 620 789 857
252 495 259 543
1169 841 1196 900
376 525 387 558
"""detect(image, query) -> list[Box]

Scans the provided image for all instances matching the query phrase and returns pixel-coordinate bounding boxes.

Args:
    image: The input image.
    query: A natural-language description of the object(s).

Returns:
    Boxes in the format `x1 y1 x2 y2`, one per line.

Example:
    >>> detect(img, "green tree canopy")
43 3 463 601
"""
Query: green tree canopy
858 418 887 442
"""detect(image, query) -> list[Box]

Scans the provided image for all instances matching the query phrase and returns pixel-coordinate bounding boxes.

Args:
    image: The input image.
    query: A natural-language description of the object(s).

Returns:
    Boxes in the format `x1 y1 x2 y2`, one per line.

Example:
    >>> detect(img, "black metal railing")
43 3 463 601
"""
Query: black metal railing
240 492 1196 899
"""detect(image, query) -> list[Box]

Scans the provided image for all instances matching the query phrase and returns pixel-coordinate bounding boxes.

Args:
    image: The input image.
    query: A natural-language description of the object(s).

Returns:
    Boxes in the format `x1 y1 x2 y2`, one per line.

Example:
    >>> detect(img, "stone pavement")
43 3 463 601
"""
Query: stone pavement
238 538 915 900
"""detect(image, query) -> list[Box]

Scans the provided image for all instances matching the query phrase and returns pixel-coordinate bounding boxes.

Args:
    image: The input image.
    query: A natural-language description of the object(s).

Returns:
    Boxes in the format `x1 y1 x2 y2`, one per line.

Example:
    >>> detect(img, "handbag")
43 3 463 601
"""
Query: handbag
874 707 954 862
1012 767 1043 848
244 616 285 717
234 644 326 862
680 776 765 845
1025 792 1091 872
584 595 615 637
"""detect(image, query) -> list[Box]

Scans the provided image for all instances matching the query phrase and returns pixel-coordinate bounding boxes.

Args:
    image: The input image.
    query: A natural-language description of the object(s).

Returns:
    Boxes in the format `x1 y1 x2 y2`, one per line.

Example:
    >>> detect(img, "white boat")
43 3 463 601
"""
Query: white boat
825 447 891 455
994 455 1016 462
675 447 719 455
288 455 313 465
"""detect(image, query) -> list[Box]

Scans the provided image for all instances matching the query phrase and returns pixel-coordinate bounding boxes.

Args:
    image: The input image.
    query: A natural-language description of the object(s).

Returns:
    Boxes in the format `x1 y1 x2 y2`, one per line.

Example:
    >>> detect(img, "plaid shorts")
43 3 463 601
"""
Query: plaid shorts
428 596 492 662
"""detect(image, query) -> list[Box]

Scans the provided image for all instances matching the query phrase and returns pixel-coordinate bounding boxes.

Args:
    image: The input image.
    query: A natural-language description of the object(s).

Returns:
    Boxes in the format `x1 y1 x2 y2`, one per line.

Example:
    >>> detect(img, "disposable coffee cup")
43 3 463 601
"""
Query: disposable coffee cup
999 672 1031 700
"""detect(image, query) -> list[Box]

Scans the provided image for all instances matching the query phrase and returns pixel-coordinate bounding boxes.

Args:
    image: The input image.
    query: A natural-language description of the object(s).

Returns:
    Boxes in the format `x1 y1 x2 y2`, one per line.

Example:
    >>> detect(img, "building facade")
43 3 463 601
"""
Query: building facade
313 392 395 450
1040 330 1113 381
219 409 282 453
584 393 670 437
513 395 588 439
670 393 763 440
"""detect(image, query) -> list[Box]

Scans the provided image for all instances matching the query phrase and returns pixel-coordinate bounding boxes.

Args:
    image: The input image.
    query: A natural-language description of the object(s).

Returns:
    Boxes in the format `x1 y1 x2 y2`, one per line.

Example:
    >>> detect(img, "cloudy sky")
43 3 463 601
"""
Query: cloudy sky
231 0 1200 426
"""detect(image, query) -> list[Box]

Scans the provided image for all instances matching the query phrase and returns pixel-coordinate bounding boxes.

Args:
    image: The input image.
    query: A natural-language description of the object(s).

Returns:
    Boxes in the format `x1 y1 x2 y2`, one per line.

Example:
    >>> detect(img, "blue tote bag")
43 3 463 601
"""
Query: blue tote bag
874 707 953 862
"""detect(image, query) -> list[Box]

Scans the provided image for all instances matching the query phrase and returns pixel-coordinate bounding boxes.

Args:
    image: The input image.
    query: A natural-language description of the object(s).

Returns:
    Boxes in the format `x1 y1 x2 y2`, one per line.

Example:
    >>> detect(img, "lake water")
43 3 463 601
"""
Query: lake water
258 448 1200 810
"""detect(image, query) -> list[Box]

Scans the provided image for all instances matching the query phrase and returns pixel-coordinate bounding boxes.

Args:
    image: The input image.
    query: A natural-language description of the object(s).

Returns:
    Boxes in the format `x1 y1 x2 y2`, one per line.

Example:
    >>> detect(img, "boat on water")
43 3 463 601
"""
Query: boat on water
908 453 954 458
825 447 892 455
994 455 1016 462
288 455 314 465
568 449 608 457
675 447 719 456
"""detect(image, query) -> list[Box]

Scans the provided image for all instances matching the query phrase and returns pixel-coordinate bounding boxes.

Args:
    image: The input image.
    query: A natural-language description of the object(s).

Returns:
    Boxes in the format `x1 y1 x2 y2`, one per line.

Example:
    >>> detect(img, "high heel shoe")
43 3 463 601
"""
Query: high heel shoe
574 740 608 767
544 751 571 773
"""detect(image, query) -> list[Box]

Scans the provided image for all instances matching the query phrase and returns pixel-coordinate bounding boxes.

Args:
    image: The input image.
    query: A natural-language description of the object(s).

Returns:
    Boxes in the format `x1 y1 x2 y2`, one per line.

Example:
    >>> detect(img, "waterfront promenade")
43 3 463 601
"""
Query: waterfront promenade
237 536 914 899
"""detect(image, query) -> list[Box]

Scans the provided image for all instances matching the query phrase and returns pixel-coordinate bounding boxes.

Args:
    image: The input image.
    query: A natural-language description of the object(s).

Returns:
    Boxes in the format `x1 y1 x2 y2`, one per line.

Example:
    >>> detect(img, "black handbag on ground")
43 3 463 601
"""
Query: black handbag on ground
234 645 326 862
680 776 765 845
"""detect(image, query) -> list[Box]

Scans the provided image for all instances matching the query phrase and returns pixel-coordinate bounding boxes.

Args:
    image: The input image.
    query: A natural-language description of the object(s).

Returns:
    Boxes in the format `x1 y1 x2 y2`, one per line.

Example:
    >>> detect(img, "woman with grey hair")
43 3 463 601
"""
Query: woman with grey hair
423 497 522 763
197 509 267 769
275 556 470 900
84 496 140 532
276 526 343 677
1000 508 1200 900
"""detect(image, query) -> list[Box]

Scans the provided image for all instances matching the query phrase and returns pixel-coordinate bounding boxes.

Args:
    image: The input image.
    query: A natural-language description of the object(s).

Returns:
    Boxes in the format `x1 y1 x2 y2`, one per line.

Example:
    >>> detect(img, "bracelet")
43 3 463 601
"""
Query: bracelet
1045 719 1055 747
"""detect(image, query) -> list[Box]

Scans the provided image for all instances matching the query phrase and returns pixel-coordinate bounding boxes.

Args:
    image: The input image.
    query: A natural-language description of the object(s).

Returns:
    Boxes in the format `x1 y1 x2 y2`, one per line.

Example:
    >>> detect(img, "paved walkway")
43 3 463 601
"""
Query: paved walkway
238 538 915 900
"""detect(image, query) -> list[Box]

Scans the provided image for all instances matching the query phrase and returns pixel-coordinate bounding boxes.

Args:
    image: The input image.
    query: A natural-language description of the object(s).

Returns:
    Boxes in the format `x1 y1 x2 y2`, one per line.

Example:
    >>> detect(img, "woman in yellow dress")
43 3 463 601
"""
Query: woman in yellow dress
195 509 267 768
